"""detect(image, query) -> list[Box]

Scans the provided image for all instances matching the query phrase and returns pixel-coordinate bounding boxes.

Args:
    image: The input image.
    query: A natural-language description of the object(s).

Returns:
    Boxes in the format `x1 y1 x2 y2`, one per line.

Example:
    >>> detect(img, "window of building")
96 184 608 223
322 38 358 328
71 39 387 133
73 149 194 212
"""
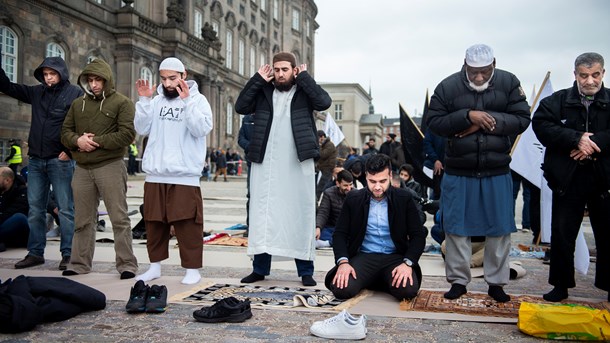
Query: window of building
0 26 17 82
194 9 203 38
273 30 278 40
212 20 220 35
305 18 311 38
226 102 234 134
260 0 266 12
239 4 245 15
228 0 233 6
46 42 65 59
273 0 279 20
225 30 233 69
261 22 266 32
249 46 256 76
334 103 343 120
140 66 154 86
260 51 267 66
238 39 245 75
292 8 300 31
250 14 256 25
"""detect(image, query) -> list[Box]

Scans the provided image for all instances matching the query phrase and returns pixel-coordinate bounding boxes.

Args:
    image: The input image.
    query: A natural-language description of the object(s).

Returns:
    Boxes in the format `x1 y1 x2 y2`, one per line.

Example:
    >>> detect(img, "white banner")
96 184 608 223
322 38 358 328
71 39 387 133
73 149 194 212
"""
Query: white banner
511 73 589 275
323 113 345 146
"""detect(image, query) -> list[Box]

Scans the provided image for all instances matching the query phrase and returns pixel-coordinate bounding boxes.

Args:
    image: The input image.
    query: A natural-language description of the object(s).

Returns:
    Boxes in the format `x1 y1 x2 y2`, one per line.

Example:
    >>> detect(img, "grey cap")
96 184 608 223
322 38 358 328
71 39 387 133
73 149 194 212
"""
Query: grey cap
465 44 494 67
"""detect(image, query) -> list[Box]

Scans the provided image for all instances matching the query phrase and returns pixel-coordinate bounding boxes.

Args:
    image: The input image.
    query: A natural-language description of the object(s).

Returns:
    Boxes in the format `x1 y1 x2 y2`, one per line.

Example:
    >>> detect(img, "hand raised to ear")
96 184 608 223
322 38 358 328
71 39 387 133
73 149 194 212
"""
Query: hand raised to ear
258 64 274 82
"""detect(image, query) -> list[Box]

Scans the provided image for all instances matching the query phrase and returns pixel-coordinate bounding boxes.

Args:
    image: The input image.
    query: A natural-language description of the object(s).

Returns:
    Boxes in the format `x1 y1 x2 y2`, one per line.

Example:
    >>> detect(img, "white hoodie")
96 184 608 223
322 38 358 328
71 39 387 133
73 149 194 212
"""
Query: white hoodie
134 80 213 186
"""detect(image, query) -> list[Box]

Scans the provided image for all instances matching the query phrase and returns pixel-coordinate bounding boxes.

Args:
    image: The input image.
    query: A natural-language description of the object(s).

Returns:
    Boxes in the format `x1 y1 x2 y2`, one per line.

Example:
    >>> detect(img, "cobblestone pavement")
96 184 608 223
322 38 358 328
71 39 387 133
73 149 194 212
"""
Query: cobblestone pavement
0 176 606 342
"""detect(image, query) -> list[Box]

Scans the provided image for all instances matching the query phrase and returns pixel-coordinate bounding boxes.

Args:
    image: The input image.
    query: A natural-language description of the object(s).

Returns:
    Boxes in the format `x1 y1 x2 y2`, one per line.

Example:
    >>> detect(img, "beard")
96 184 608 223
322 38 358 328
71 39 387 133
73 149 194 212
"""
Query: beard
467 68 494 93
273 77 295 92
162 86 180 99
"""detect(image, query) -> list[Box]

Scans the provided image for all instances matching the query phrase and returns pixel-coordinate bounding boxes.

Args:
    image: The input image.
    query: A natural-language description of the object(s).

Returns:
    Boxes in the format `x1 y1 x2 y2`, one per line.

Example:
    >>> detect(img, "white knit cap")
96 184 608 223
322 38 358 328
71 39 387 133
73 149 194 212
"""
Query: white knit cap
159 57 185 72
465 44 494 67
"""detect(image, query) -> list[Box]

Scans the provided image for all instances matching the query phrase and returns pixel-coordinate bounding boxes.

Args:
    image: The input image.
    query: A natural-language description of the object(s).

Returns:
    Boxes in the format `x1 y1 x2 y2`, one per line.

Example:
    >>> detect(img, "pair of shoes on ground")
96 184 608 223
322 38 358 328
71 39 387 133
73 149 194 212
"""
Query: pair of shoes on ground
193 296 252 323
310 309 367 340
444 284 511 302
14 255 45 269
240 272 317 286
126 280 168 314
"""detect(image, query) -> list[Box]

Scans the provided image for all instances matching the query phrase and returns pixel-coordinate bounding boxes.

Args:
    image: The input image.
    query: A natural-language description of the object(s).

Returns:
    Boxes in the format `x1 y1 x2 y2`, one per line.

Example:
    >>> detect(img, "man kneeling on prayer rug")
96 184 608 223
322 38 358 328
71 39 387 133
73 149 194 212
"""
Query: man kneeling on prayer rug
324 154 427 301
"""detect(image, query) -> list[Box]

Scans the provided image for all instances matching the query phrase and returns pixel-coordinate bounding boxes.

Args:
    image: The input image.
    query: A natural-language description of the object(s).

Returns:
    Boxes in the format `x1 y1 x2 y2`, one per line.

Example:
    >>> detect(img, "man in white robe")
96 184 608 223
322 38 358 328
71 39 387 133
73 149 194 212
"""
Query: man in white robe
234 52 332 286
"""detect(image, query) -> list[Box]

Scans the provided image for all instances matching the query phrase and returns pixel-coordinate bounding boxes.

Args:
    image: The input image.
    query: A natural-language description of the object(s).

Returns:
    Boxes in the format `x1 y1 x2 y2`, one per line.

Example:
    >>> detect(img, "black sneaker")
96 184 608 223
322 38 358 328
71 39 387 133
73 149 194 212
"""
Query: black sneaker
193 297 252 323
145 285 168 313
126 280 149 313
59 256 70 271
14 255 45 269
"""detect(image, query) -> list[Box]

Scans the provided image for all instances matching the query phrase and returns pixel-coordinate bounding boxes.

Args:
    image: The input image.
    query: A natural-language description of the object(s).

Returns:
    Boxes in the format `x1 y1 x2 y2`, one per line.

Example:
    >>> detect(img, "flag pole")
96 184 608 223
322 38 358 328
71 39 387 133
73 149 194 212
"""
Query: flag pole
510 71 551 154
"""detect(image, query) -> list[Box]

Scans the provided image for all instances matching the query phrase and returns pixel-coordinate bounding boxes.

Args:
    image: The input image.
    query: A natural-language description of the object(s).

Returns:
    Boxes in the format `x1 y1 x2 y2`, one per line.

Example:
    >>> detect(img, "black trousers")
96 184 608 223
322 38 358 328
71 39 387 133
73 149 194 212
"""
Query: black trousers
325 252 421 301
549 164 610 291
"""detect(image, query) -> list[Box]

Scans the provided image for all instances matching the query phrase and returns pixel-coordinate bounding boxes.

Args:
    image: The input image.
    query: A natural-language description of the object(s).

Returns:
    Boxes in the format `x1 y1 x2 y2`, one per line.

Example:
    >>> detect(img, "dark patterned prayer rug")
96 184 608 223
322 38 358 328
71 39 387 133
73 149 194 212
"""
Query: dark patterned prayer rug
400 290 608 318
179 283 366 310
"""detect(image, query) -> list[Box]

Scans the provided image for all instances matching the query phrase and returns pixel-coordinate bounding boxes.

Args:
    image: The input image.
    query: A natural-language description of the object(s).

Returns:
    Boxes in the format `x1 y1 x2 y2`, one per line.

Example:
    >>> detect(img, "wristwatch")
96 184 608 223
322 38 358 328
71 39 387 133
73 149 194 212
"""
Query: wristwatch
403 258 413 267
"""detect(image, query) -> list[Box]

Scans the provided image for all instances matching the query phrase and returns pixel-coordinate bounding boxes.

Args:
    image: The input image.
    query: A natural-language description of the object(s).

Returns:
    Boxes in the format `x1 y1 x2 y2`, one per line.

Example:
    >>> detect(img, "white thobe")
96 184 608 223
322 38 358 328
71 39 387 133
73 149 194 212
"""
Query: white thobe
247 86 316 261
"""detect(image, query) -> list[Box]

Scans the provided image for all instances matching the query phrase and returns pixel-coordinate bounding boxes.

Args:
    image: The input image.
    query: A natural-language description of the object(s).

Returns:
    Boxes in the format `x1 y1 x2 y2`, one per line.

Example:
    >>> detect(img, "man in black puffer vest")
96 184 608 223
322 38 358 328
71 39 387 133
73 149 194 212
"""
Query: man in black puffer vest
427 44 530 303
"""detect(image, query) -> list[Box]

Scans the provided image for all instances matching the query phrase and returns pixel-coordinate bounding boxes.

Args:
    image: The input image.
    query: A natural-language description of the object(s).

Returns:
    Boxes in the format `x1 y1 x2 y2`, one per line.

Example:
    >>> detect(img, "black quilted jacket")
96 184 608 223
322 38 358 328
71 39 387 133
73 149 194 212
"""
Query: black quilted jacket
234 71 331 163
426 67 531 177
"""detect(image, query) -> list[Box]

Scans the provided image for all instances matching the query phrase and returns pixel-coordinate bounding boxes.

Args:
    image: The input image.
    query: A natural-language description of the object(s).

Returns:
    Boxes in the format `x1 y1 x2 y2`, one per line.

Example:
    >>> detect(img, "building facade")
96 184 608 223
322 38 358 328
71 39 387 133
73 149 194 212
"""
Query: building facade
318 82 384 155
0 0 320 162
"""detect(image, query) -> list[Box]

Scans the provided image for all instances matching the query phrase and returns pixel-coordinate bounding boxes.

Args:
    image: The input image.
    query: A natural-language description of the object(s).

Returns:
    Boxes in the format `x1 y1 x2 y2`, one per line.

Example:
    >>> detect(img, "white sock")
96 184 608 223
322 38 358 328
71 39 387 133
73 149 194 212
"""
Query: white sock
181 268 201 285
136 262 161 282
316 240 331 249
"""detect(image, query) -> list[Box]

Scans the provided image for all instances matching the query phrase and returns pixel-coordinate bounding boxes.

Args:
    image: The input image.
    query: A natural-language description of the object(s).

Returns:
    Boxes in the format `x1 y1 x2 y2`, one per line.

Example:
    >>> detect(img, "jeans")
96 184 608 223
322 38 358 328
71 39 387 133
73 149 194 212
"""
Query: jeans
320 226 334 245
252 253 314 277
0 213 29 247
27 157 75 258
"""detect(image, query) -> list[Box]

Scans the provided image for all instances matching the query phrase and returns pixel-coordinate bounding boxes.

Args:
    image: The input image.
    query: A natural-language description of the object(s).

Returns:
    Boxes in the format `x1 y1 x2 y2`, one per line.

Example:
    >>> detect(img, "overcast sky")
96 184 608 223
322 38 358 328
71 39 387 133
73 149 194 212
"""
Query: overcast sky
314 0 610 118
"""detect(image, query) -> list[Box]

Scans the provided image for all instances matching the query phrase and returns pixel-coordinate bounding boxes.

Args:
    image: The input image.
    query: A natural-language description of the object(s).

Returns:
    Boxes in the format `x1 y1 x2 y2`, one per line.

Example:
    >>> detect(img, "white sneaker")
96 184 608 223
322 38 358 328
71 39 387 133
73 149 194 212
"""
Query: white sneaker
310 309 367 340
46 226 60 238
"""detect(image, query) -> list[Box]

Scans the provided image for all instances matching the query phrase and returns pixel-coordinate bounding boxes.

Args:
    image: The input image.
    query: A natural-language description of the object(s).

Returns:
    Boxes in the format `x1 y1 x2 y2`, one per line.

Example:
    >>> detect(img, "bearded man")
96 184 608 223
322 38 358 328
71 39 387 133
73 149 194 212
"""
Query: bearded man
235 52 331 286
426 44 531 302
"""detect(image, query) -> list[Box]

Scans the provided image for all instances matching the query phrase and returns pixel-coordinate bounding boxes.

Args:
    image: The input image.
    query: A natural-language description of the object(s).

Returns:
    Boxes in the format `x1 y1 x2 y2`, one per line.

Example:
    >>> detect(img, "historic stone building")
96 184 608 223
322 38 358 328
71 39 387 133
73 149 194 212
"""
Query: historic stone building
0 0 320 161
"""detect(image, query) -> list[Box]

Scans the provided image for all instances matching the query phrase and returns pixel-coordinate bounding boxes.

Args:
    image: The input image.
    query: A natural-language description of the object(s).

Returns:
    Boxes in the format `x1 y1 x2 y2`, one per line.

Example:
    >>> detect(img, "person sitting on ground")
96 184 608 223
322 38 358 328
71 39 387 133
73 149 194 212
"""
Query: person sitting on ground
315 170 353 249
398 164 426 200
0 167 30 252
325 154 427 301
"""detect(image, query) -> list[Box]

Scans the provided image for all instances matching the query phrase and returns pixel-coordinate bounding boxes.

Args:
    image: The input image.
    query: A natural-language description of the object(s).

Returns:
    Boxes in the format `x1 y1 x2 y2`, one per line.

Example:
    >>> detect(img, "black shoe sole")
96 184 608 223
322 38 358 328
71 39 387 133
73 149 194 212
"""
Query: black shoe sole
145 307 167 314
193 310 252 323
15 260 45 269
126 306 146 314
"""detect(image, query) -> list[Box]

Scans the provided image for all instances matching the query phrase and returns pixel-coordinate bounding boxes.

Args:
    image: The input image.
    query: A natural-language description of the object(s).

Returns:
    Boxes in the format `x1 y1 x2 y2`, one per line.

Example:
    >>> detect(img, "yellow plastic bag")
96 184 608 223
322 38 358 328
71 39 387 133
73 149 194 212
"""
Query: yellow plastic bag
518 302 610 340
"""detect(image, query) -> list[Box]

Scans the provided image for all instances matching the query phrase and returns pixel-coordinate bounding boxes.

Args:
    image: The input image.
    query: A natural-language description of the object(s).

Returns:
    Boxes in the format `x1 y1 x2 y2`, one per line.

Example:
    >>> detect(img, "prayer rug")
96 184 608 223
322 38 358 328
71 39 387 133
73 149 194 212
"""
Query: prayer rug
400 290 608 318
176 283 369 310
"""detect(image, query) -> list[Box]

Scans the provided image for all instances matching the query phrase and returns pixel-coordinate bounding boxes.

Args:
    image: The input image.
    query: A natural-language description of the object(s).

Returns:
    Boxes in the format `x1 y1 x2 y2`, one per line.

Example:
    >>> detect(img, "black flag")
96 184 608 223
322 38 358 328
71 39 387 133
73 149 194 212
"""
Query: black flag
420 89 430 137
399 104 433 188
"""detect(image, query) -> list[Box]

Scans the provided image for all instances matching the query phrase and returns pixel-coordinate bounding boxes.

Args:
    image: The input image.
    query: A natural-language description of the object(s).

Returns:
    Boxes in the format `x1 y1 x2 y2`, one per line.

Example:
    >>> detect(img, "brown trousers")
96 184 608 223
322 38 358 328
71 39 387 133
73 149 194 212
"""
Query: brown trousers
143 183 204 268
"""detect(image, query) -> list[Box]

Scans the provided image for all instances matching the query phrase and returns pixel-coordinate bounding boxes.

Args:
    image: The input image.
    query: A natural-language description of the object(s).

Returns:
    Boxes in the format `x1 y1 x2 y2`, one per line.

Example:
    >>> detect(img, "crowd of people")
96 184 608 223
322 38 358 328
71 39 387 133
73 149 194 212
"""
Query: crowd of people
1 46 608 322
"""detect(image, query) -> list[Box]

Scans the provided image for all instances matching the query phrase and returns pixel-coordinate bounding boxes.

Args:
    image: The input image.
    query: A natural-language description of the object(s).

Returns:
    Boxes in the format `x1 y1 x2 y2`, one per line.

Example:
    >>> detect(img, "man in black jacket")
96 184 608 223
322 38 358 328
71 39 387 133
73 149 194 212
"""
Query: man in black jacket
0 57 83 270
315 170 353 248
427 44 530 302
532 52 610 303
0 167 29 251
235 52 331 287
325 154 427 301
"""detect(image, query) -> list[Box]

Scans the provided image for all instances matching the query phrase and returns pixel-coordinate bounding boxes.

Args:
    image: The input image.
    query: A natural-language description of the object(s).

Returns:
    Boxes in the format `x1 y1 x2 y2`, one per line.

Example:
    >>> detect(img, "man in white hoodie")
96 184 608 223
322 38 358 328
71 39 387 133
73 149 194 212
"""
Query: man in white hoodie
134 57 213 285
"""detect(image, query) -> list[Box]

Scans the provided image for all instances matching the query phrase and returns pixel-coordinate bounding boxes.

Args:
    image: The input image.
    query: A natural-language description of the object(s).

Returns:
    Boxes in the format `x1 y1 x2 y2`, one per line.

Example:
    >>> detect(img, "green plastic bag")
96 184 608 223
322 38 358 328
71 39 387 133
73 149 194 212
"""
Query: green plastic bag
518 302 610 340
